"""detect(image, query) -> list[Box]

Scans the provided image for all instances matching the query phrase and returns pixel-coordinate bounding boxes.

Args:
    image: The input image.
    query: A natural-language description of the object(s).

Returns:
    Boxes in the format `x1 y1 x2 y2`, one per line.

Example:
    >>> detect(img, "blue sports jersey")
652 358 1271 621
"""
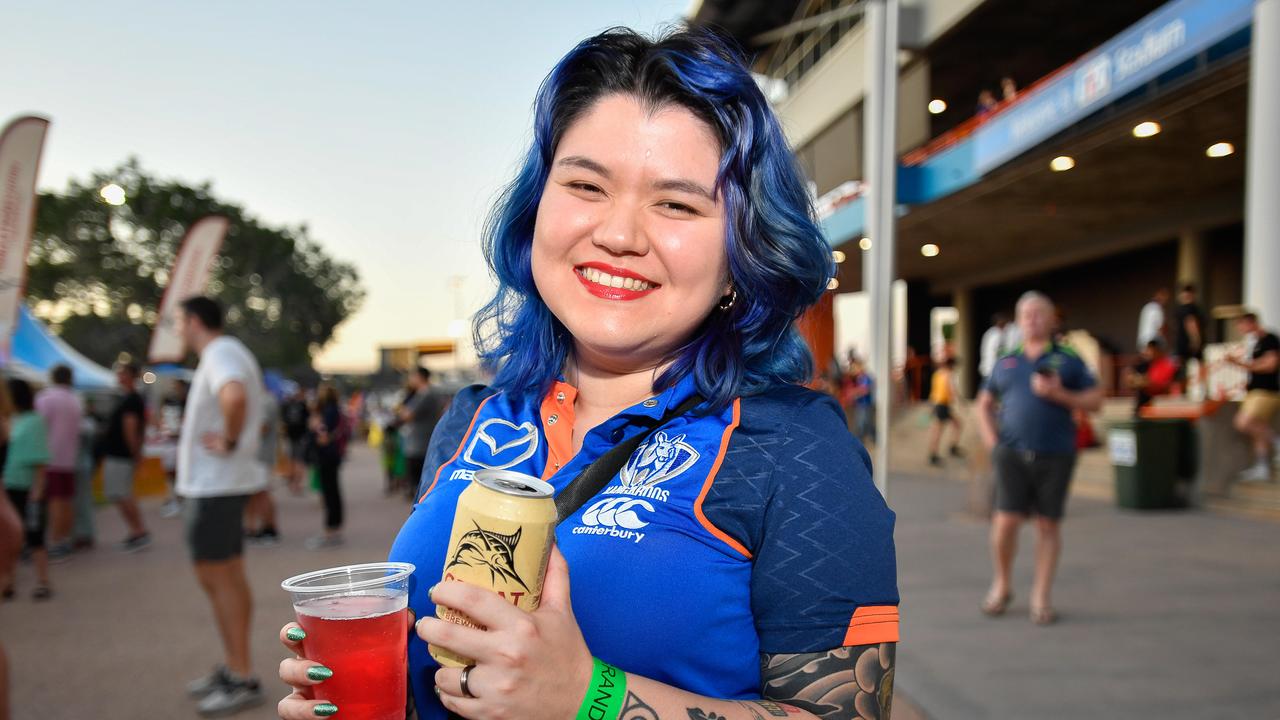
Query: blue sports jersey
388 375 899 717
983 343 1097 454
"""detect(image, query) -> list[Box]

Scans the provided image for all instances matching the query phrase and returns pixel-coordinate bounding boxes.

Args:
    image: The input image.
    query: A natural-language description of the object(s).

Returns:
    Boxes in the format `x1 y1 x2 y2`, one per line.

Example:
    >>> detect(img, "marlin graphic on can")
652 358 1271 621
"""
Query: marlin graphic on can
430 469 557 668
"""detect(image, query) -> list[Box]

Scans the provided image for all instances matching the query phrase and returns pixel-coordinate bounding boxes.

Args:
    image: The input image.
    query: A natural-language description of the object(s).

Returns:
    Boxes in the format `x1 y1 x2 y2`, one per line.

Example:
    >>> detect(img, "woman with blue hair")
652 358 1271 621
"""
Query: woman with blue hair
278 26 898 720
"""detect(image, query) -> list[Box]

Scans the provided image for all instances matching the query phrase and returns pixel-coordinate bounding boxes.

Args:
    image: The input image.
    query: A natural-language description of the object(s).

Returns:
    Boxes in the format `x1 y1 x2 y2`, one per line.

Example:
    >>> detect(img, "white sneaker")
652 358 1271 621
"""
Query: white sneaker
304 534 343 551
1238 464 1272 484
196 676 263 717
187 665 230 698
159 499 182 518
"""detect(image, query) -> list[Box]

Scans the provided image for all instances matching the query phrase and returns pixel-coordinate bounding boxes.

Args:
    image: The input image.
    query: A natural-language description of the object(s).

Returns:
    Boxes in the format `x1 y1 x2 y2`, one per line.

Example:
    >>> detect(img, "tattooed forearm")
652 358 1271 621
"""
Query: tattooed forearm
760 643 896 720
622 691 661 720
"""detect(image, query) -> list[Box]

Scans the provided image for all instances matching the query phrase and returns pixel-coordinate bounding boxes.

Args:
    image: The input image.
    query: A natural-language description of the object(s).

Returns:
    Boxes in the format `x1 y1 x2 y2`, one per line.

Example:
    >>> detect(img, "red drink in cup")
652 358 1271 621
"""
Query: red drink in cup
282 562 415 720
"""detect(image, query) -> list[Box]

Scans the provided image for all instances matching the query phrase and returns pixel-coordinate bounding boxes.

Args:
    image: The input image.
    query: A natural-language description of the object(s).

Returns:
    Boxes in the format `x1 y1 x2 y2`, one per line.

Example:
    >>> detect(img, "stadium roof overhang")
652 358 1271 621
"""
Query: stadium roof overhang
832 57 1248 295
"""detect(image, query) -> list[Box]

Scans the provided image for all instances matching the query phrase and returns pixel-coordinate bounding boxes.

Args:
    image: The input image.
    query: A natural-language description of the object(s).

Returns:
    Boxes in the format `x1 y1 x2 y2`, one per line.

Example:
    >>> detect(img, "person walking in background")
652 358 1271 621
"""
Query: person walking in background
175 296 268 716
928 357 964 466
1000 75 1018 101
976 291 1102 625
100 361 150 553
1173 284 1207 385
3 379 52 600
34 365 82 562
306 384 347 550
1137 288 1169 350
280 387 309 495
398 366 444 498
1227 312 1279 483
976 88 998 116
245 386 280 545
980 313 1012 384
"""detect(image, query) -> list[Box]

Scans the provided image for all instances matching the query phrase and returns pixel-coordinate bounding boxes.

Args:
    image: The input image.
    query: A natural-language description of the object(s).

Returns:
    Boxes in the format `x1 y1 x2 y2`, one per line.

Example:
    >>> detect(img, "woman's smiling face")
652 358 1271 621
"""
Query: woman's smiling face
531 93 729 372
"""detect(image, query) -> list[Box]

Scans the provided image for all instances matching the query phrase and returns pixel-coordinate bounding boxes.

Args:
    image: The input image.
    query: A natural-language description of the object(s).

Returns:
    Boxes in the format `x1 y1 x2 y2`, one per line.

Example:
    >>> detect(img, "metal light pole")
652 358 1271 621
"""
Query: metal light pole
862 0 899 498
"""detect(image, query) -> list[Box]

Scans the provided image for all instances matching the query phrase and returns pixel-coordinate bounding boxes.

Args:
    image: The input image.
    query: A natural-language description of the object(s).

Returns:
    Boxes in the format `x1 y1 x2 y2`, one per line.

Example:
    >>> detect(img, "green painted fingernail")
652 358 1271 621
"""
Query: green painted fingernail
286 627 306 642
428 583 438 598
314 703 338 717
307 665 333 681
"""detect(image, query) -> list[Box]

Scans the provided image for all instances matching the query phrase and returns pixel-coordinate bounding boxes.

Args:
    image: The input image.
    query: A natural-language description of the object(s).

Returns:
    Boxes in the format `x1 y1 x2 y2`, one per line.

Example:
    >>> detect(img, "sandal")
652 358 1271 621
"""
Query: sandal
981 591 1013 617
32 585 52 602
1030 605 1057 626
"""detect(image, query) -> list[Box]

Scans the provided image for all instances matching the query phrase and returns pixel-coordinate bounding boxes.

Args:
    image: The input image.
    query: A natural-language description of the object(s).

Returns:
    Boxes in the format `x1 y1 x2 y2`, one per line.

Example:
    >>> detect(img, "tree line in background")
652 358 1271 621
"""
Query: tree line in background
26 158 365 375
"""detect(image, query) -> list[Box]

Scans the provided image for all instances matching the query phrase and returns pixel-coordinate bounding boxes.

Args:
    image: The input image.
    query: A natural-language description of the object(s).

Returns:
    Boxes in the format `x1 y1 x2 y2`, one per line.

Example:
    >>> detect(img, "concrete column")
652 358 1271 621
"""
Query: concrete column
952 287 974 399
1176 228 1205 295
1245 0 1280 323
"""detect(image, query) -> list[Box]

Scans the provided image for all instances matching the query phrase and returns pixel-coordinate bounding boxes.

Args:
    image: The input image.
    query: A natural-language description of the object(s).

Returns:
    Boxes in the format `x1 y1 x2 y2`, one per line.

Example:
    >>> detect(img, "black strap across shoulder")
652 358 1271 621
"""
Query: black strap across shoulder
553 393 705 524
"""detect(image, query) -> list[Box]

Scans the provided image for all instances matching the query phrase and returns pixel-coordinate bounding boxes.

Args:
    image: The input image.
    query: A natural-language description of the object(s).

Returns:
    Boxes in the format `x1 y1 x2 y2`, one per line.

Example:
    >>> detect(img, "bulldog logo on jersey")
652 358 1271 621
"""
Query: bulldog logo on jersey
463 418 539 470
619 431 700 490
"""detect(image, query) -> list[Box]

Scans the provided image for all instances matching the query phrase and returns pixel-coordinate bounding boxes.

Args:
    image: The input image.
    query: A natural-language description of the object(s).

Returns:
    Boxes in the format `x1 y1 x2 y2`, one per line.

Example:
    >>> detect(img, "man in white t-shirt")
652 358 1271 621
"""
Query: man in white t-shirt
979 313 1011 383
174 296 266 717
1137 288 1169 350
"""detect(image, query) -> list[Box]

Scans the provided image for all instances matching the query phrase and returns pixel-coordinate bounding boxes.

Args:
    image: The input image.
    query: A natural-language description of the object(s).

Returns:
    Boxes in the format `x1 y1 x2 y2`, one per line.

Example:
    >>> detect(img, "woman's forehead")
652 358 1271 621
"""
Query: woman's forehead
554 94 721 178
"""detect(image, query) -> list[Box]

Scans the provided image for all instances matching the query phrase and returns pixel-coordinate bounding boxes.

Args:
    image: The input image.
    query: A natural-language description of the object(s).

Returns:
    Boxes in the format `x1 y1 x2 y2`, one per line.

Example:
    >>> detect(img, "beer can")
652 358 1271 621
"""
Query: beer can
429 469 557 668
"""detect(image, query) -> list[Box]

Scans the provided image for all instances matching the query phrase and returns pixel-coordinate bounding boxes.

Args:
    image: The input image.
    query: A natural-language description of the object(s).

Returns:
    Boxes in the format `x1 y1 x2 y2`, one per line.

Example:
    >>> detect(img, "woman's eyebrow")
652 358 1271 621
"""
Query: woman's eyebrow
557 155 610 177
652 178 714 201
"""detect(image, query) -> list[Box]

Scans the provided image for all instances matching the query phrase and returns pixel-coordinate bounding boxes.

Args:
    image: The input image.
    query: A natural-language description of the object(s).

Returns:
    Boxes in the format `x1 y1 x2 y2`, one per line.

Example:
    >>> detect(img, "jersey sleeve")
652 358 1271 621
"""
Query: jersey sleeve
414 384 497 500
1064 354 1097 391
749 393 899 654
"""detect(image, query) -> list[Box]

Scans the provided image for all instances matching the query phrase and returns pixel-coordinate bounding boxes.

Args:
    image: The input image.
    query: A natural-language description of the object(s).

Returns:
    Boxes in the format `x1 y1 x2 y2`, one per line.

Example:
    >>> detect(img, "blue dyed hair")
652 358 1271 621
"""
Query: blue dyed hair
475 26 833 409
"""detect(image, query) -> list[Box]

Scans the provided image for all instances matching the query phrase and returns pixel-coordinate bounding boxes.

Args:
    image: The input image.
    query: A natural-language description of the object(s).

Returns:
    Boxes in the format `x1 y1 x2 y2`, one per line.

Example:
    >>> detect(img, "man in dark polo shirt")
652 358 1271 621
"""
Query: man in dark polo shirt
976 291 1102 625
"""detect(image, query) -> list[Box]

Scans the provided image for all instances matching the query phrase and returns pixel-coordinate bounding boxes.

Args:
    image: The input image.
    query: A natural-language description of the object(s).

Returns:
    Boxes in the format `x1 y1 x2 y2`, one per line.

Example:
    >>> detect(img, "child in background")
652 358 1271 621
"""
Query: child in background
3 379 52 600
928 358 965 466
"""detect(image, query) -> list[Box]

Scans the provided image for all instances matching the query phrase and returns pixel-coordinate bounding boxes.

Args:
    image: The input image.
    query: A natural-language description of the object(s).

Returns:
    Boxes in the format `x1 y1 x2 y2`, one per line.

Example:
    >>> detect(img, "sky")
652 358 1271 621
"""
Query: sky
0 0 692 372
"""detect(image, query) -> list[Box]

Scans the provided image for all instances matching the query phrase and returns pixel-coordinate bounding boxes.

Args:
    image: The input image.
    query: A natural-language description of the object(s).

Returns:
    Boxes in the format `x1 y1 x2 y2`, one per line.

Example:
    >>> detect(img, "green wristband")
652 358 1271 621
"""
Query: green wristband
576 657 626 720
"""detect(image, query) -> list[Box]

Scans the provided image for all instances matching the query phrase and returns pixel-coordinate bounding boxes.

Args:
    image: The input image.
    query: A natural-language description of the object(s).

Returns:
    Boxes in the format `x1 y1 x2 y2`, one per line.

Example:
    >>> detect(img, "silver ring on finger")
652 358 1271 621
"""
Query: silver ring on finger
459 664 478 699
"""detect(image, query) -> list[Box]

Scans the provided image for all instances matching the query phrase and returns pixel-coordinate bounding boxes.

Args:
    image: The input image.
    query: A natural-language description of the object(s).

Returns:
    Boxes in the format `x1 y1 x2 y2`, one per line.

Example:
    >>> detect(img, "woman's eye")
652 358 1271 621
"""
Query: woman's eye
658 201 697 215
568 182 602 194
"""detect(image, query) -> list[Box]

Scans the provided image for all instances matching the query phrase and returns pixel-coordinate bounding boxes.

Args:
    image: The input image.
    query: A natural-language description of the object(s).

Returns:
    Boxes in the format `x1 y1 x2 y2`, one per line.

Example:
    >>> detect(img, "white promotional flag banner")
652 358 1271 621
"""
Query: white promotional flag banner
0 116 50 360
147 215 229 363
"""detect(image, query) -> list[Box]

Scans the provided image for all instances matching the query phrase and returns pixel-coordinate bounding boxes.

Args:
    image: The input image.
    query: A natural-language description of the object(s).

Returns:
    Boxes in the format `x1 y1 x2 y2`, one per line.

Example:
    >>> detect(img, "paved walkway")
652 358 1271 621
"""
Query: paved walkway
4 445 1277 719
3 445 412 720
891 470 1280 719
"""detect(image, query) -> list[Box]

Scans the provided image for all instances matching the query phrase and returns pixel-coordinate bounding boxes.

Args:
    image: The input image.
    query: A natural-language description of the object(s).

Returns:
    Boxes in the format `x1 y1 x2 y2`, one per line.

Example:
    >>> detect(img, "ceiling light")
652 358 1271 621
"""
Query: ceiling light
921 243 940 258
859 237 872 251
827 277 840 290
1132 121 1161 138
928 99 947 114
1206 142 1235 158
1050 155 1075 172
832 250 847 264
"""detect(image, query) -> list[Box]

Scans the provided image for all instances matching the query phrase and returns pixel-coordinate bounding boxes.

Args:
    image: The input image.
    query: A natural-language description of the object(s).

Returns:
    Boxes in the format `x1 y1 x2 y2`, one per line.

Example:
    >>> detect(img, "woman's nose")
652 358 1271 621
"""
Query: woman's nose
591 205 647 255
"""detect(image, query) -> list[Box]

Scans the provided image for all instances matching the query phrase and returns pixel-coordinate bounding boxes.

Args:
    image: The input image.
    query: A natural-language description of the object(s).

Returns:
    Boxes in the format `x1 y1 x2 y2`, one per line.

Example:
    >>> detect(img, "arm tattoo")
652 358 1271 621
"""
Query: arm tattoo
760 643 896 720
622 691 661 720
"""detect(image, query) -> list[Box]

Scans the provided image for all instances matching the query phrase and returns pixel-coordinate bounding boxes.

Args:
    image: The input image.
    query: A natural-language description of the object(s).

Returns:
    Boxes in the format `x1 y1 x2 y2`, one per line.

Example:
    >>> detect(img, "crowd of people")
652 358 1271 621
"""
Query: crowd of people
0 294 454 716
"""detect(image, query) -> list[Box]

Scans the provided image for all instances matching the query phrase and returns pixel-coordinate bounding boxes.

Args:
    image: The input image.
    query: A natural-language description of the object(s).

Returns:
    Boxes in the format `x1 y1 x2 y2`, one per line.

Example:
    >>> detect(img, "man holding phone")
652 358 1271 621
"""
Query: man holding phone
976 291 1102 625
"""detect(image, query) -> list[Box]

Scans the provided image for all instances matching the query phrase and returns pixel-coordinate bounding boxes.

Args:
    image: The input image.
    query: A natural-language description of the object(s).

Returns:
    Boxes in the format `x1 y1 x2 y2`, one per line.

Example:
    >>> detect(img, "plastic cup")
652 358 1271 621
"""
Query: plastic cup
282 562 416 720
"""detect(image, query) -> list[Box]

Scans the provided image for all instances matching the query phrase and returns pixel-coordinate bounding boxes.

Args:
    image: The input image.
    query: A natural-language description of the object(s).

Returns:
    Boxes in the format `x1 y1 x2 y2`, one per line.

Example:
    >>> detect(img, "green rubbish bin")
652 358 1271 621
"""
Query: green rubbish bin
1107 418 1194 510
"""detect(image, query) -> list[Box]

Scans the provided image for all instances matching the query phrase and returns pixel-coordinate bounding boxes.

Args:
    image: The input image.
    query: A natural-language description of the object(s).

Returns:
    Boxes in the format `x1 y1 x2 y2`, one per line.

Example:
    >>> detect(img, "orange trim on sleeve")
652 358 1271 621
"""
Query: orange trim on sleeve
842 605 900 646
693 398 751 559
418 393 498 503
539 381 577 481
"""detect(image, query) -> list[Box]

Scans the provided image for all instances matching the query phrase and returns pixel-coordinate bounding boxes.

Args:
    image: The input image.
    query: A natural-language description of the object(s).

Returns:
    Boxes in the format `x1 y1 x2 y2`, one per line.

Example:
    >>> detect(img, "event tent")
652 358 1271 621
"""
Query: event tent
7 305 116 390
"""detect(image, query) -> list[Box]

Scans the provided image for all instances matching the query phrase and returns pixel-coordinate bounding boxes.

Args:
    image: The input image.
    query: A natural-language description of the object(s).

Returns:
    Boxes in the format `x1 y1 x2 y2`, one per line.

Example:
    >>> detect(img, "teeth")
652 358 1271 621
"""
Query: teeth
579 268 653 291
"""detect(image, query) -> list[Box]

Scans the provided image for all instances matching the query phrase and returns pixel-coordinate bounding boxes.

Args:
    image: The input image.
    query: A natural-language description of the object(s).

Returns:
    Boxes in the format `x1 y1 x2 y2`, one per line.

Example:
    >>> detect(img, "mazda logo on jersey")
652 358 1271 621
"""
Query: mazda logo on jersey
463 418 539 470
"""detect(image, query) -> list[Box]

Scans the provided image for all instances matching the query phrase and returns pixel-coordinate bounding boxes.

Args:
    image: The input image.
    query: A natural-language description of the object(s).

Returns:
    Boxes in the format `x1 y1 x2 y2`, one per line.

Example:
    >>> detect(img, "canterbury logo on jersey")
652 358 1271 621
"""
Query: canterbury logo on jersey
572 497 652 544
